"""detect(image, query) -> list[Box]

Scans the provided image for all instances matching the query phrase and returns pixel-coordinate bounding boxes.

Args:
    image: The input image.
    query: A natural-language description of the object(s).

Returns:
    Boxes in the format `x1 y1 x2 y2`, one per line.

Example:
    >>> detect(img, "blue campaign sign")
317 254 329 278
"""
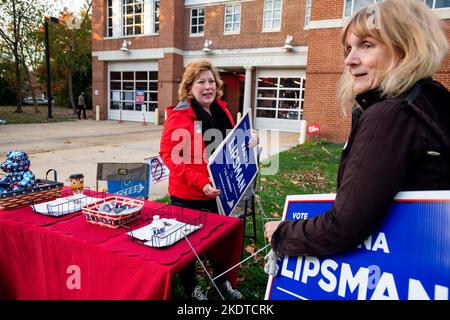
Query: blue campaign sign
107 179 148 198
207 110 259 216
265 191 450 300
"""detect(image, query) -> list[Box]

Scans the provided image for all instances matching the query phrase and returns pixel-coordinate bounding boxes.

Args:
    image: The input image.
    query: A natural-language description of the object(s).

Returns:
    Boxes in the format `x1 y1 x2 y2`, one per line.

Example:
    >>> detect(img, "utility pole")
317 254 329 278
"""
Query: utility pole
44 16 59 120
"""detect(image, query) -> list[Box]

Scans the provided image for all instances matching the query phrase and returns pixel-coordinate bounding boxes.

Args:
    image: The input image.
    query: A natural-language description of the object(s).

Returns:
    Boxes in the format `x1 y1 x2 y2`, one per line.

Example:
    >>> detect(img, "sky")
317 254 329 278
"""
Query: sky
48 0 87 15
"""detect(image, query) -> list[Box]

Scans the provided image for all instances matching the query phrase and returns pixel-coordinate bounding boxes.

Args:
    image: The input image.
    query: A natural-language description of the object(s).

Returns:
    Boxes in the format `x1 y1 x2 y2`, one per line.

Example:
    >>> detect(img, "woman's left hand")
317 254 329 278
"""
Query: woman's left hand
264 220 282 244
202 184 220 198
248 129 259 148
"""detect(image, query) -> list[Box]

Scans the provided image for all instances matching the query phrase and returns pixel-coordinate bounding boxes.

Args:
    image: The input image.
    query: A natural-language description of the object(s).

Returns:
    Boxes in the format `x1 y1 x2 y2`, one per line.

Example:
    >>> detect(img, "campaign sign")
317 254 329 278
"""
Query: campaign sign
265 191 450 300
135 90 145 104
207 111 259 216
307 123 320 135
107 179 148 198
144 155 170 185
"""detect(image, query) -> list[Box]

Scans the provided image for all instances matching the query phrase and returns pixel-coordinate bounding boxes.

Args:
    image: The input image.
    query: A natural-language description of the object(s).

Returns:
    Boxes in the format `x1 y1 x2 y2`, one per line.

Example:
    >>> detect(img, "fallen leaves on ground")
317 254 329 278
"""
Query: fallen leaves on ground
245 244 255 255
281 170 328 192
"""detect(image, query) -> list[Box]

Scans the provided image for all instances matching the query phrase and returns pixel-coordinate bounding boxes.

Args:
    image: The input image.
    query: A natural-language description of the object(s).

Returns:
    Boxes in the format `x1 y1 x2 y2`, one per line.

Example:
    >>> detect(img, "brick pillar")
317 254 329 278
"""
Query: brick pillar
92 57 108 120
158 53 184 124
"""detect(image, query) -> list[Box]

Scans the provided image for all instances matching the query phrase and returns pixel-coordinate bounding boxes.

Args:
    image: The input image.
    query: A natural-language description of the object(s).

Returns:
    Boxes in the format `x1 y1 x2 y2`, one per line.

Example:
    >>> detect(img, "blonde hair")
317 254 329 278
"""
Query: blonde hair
339 0 449 112
178 59 224 101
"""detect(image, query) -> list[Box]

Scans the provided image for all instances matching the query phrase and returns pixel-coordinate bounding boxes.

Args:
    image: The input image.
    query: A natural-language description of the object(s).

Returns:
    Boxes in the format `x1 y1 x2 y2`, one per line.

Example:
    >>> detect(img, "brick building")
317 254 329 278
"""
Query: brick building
92 0 450 142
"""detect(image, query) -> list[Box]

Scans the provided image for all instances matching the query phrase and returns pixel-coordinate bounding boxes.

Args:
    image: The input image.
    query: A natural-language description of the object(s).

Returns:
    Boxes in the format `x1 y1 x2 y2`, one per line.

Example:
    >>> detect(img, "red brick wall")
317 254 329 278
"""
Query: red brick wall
157 53 184 123
434 20 450 89
184 0 307 50
311 0 343 20
158 0 185 48
304 27 350 143
91 0 105 52
92 57 108 120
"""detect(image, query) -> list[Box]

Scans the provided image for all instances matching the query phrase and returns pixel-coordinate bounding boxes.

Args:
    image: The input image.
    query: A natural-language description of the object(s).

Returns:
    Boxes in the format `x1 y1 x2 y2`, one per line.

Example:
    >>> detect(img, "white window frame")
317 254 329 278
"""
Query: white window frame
122 0 145 36
343 0 382 17
153 0 160 33
224 3 241 35
255 76 305 121
262 0 283 32
109 70 158 113
304 0 312 27
343 0 449 17
425 0 450 9
190 7 205 37
107 0 113 37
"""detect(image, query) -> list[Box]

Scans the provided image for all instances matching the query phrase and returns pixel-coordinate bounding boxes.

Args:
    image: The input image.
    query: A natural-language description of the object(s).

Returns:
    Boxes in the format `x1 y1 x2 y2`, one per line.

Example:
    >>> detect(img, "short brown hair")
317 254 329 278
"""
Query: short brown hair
178 59 224 101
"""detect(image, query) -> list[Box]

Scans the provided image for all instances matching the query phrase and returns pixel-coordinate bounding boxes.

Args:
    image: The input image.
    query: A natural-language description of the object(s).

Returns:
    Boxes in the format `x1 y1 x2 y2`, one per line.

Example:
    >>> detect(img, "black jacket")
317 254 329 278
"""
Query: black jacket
271 78 450 257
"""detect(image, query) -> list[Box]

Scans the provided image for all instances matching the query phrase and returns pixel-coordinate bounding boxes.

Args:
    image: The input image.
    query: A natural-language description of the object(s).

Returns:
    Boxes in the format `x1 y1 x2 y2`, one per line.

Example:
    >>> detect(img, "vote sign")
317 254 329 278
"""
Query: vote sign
207 111 259 216
265 191 450 300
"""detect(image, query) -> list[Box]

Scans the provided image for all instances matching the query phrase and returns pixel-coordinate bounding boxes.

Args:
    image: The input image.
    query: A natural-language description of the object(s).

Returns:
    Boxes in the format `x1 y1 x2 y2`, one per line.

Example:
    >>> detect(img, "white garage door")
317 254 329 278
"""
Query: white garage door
108 61 158 123
254 69 305 133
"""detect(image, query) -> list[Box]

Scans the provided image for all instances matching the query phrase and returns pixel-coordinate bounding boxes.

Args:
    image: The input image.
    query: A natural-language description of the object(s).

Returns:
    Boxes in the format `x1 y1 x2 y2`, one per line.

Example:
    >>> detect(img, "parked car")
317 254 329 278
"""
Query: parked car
23 97 51 105
23 97 47 105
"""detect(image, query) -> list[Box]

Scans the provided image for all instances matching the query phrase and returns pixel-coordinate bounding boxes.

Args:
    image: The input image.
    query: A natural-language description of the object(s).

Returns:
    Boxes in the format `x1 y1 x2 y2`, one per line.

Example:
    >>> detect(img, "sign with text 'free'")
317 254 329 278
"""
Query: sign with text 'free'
265 191 450 300
207 111 258 216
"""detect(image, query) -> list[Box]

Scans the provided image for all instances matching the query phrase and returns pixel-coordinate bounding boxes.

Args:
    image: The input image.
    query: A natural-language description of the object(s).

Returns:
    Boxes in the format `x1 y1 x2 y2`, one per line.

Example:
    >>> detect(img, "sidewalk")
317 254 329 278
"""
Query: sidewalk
0 119 300 200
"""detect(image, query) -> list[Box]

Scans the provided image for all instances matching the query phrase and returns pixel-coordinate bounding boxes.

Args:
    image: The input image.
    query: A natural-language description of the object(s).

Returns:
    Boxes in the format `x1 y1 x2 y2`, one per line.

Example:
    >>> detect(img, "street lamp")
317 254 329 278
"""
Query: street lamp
44 16 59 120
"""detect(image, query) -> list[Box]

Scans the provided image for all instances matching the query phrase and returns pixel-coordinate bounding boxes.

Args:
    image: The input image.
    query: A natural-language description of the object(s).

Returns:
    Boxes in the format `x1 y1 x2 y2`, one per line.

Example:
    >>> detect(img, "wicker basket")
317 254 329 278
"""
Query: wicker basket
0 179 63 210
82 196 144 229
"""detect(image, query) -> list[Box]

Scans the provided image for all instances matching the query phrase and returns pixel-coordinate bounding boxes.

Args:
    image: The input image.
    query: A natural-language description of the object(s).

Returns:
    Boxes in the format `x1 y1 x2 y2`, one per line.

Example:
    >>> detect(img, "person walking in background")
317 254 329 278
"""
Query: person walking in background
265 0 449 258
77 91 87 120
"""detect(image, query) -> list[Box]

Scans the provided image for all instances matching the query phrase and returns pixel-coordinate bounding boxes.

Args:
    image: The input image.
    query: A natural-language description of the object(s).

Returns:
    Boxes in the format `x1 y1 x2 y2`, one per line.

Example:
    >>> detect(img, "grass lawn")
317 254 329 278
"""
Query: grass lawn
0 105 76 124
154 140 344 300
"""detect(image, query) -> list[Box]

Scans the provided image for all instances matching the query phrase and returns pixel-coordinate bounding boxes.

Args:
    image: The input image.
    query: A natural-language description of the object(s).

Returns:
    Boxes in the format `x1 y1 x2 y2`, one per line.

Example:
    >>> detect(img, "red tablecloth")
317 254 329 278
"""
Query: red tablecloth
0 195 243 300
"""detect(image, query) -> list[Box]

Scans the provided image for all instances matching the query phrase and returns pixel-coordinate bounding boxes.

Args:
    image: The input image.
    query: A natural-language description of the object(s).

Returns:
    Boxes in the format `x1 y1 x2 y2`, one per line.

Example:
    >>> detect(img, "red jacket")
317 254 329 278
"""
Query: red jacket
159 98 235 200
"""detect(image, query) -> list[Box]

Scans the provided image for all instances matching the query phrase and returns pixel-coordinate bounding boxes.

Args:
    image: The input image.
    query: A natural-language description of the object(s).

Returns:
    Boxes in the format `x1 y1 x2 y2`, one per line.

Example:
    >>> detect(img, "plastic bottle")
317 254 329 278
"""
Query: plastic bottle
151 215 166 237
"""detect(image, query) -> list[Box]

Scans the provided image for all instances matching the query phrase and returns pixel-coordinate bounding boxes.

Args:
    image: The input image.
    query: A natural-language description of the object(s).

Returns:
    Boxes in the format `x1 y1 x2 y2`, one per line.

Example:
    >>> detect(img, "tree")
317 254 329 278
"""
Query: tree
0 0 50 113
0 57 17 105
36 1 92 115
19 23 44 112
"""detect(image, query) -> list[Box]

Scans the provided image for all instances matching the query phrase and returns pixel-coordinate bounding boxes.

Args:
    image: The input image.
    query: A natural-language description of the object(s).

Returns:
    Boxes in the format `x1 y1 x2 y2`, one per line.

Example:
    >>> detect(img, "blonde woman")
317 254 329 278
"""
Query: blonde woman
265 0 449 257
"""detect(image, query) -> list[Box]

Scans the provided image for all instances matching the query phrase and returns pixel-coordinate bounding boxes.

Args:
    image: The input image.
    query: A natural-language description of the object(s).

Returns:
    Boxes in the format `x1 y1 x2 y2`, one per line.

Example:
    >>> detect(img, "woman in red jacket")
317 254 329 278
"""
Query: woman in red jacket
160 59 243 300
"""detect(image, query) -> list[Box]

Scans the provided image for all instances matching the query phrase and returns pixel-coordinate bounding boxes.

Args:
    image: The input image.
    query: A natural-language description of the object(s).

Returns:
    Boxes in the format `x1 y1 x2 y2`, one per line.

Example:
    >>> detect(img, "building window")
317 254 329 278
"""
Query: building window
224 3 241 34
153 0 160 33
304 0 311 27
110 71 158 112
263 0 282 31
344 0 449 17
107 0 113 37
425 0 450 8
190 7 205 36
343 0 383 17
122 0 144 36
255 77 305 121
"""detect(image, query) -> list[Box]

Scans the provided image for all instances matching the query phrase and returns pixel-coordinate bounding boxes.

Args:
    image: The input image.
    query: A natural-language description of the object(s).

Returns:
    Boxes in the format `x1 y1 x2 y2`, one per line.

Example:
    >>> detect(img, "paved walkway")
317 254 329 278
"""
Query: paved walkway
0 119 300 200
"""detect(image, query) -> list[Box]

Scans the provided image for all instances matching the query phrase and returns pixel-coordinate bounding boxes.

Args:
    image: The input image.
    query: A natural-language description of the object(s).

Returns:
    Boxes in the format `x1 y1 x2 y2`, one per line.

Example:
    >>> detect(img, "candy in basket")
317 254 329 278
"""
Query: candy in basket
82 196 144 228
31 188 106 217
126 205 207 248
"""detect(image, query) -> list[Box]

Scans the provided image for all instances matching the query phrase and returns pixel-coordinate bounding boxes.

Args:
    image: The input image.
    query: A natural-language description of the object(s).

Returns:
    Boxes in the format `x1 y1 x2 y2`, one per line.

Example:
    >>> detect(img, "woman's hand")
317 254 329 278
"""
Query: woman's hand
248 129 259 148
202 184 220 198
264 220 282 244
